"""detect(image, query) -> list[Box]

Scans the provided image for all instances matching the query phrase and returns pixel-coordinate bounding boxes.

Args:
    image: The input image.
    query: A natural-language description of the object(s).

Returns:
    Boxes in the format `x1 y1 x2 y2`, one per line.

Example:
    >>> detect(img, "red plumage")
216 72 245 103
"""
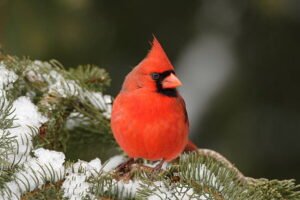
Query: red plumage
111 37 193 161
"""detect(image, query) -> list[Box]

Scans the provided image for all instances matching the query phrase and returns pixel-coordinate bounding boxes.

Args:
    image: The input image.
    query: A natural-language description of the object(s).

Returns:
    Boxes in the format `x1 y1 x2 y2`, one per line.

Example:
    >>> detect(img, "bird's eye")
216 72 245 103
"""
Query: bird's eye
151 73 160 80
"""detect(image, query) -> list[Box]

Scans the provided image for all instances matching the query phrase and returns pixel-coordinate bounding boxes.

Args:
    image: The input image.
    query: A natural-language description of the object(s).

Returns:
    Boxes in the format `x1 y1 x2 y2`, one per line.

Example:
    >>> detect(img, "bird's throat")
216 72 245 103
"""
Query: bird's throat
157 87 178 97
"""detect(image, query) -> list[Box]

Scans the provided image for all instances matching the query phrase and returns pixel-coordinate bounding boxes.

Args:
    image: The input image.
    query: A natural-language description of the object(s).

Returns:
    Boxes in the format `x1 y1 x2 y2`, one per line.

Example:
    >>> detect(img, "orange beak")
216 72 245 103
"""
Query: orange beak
162 73 182 89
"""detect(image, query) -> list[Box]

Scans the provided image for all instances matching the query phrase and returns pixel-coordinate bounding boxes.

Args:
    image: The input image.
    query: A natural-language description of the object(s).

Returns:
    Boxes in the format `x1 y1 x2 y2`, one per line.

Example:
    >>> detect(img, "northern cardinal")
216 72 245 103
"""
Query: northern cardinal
111 37 196 167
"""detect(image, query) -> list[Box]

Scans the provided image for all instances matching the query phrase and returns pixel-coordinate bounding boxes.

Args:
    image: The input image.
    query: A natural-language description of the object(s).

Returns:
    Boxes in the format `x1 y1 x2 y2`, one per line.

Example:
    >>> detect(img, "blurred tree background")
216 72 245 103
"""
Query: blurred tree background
1 0 299 183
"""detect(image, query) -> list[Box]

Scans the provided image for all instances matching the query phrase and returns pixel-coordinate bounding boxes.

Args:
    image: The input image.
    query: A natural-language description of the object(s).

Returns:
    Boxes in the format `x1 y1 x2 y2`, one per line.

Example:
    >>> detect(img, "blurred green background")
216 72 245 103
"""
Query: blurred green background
1 0 300 182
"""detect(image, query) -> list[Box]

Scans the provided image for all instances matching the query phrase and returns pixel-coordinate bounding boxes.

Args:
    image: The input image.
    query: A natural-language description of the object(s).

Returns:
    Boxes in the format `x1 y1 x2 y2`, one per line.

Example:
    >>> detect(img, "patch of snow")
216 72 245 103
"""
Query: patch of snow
102 155 126 172
62 174 91 200
4 96 48 165
84 92 112 118
180 154 222 190
68 158 102 177
115 180 142 199
88 158 102 172
25 70 44 83
0 62 18 90
62 158 101 200
26 60 112 118
47 69 64 84
26 61 82 98
34 148 65 170
12 96 48 128
183 163 221 190
147 182 210 200
100 178 142 199
0 148 65 200
65 112 90 130
49 80 82 98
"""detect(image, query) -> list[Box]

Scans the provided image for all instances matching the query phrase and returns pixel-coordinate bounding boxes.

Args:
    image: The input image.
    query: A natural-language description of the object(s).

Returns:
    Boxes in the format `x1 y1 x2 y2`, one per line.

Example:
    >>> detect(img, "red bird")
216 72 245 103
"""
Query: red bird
111 37 195 166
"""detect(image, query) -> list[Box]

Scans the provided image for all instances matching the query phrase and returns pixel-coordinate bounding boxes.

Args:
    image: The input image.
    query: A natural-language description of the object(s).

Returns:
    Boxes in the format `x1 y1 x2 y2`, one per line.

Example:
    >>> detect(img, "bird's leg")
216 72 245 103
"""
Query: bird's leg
115 158 135 173
153 160 165 171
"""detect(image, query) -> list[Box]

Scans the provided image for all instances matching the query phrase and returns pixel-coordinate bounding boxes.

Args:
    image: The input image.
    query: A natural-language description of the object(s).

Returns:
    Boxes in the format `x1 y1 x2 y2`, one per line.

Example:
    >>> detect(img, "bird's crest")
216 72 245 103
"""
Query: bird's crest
138 36 174 73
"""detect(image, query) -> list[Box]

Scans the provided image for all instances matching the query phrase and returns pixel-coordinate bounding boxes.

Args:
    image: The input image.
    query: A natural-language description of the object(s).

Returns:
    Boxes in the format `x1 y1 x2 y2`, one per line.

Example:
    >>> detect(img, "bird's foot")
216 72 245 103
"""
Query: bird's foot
115 158 135 174
138 160 165 171
153 160 165 171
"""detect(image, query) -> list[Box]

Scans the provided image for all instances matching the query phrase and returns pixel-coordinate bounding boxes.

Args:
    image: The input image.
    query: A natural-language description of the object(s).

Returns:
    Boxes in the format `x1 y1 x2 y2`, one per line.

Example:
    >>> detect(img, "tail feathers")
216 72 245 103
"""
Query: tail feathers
184 140 198 152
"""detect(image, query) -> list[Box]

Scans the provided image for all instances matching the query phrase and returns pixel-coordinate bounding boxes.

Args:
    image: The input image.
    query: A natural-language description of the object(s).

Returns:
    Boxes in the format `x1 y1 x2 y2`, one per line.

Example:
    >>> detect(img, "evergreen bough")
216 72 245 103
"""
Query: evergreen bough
0 52 299 200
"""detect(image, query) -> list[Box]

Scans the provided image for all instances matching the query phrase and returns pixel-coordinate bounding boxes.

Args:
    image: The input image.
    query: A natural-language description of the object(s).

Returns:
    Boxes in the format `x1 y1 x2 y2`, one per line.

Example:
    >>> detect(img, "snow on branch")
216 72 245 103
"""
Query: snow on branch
0 148 65 200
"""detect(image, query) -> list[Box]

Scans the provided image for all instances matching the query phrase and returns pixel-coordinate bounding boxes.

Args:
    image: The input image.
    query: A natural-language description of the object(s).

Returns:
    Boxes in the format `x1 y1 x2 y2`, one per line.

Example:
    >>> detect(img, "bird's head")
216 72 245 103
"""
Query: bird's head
122 37 182 97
